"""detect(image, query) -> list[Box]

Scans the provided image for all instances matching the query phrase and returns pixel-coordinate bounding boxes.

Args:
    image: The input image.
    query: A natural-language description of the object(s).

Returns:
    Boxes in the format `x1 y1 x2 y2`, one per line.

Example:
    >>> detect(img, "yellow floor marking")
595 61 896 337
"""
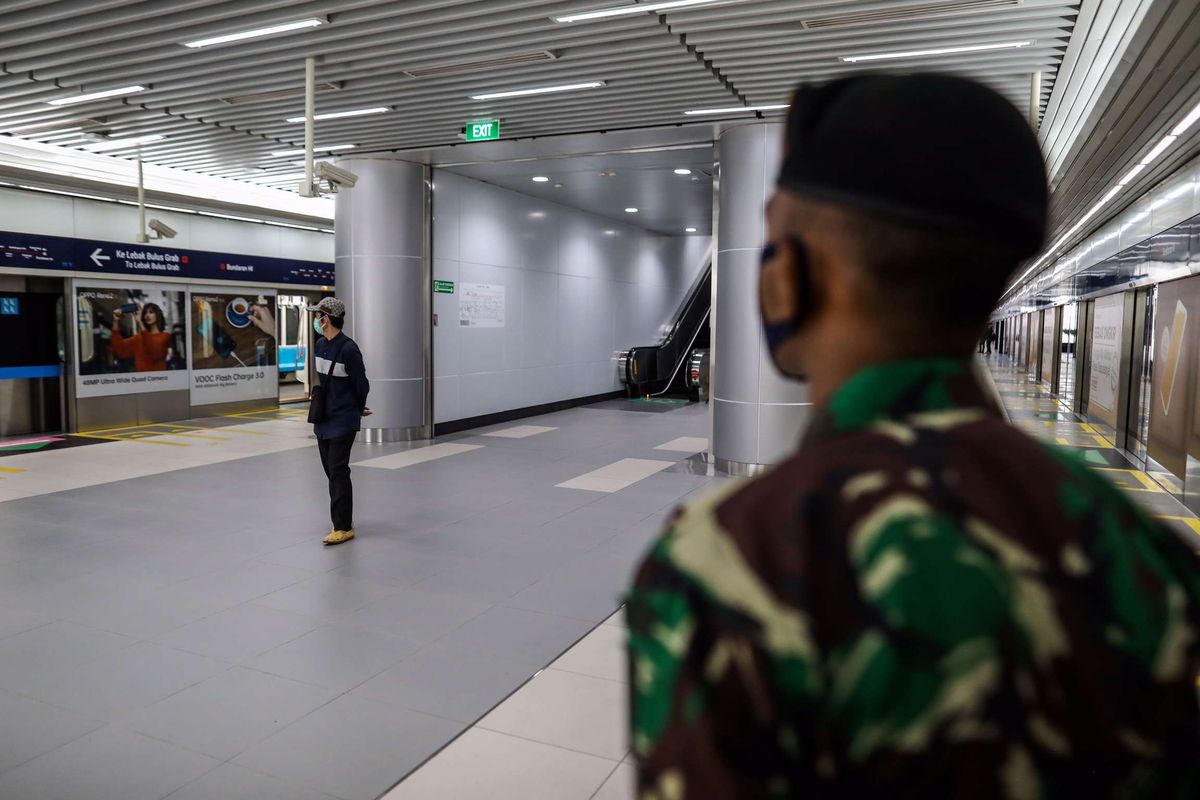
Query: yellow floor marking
0 466 25 474
1094 468 1164 493
161 432 229 442
69 432 189 447
1155 515 1200 535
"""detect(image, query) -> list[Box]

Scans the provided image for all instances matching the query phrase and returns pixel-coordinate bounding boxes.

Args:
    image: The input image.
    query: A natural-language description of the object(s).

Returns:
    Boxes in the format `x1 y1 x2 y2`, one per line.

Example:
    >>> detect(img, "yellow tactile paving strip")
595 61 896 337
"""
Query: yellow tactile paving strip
989 357 1200 549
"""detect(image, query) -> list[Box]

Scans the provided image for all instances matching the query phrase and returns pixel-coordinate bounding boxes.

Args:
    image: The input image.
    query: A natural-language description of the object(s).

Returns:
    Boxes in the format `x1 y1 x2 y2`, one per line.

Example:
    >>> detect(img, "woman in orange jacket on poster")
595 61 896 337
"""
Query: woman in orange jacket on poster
111 303 172 372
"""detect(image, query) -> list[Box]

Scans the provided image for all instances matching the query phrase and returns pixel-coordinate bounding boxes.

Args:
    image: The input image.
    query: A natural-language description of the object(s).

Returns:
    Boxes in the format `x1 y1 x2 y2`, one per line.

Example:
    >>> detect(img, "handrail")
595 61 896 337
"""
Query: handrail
649 305 711 398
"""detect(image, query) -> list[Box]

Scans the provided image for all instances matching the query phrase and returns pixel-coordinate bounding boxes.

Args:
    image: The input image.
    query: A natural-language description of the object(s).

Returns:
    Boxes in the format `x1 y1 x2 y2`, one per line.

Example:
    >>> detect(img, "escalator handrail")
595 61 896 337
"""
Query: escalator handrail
649 305 711 398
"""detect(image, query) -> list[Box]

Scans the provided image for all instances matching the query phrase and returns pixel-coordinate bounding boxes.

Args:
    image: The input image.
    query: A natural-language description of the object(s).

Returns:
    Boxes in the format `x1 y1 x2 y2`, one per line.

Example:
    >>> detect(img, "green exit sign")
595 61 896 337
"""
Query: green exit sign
465 119 500 142
434 280 455 294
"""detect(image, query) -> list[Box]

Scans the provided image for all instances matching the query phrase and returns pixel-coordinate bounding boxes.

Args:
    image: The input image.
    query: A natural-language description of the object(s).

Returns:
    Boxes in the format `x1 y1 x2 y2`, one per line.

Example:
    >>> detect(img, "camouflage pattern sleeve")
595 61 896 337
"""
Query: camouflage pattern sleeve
626 484 826 800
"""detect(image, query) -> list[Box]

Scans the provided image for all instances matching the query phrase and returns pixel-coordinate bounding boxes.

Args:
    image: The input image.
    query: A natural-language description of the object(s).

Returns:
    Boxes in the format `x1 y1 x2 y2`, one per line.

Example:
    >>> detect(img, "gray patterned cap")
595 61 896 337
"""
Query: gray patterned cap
307 297 345 318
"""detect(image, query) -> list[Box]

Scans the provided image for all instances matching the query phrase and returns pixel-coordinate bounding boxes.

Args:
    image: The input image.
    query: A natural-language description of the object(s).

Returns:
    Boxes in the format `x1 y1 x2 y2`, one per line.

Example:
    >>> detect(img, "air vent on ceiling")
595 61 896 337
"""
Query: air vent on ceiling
403 50 559 79
801 0 1021 30
219 82 343 105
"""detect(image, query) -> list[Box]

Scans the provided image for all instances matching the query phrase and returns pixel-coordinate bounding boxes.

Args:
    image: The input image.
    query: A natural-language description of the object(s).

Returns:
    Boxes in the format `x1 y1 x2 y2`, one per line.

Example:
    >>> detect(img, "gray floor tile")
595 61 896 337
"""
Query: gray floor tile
127 666 340 760
253 571 402 622
504 553 633 624
592 762 636 800
352 640 534 724
0 689 107 775
0 726 221 800
0 621 137 694
172 560 316 606
155 602 322 663
21 641 227 720
54 582 232 640
346 587 490 644
235 693 465 800
437 606 595 672
165 762 337 800
247 622 420 691
0 606 54 642
328 544 467 588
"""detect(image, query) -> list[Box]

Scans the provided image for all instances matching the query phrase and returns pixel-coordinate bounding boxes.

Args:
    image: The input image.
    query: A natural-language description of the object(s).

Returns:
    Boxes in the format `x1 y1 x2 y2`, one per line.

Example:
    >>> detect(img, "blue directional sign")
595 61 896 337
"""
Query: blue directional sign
0 230 334 286
0 297 18 315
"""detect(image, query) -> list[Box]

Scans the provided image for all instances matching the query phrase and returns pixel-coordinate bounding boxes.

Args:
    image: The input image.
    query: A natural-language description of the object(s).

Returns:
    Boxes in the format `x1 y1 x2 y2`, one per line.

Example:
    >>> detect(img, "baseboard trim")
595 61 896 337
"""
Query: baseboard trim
434 391 624 437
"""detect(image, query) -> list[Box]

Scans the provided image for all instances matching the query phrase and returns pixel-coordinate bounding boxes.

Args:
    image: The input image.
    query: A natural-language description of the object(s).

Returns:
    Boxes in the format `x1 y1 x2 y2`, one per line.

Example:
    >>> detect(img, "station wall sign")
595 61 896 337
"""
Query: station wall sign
0 229 334 286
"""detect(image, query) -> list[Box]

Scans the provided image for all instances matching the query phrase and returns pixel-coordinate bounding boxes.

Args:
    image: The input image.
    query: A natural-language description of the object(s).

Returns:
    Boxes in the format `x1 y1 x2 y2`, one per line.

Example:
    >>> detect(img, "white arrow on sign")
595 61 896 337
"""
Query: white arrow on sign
90 248 110 268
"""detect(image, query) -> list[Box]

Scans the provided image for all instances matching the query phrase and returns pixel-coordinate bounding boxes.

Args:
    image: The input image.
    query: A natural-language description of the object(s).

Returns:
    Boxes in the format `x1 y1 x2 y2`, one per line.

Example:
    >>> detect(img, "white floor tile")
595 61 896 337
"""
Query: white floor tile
354 443 483 470
592 762 635 800
478 668 629 760
653 436 709 453
557 459 674 493
384 727 614 800
550 624 628 684
483 426 558 439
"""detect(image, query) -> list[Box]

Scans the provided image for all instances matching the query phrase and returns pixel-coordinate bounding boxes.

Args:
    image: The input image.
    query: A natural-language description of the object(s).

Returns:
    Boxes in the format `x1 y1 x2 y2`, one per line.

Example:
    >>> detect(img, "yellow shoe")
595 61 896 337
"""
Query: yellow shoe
323 528 355 546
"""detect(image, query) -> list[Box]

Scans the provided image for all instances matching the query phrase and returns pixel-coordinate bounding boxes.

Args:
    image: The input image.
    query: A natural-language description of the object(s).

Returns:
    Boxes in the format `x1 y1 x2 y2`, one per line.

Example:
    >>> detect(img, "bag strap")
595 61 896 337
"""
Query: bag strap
323 336 349 380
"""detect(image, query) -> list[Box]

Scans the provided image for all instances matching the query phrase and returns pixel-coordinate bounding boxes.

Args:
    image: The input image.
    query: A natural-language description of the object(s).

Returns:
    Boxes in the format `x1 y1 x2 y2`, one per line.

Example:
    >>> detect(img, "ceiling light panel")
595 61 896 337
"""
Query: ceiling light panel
840 41 1032 63
80 134 165 151
801 0 1020 30
219 82 342 106
553 0 729 23
285 107 389 122
270 144 356 157
182 18 326 48
47 85 146 106
404 50 559 79
683 104 788 115
470 81 605 100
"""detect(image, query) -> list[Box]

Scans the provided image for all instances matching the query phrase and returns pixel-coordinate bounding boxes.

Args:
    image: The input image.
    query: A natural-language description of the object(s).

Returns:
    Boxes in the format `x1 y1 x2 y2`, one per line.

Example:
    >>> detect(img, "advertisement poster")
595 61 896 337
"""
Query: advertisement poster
459 283 506 328
190 291 278 405
1087 294 1125 426
1149 276 1200 478
1041 308 1058 384
75 284 188 398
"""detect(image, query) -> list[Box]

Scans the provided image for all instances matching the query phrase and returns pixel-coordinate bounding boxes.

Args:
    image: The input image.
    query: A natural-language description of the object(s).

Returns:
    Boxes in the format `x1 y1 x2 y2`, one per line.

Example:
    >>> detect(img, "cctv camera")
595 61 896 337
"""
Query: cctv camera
314 161 358 190
147 218 178 239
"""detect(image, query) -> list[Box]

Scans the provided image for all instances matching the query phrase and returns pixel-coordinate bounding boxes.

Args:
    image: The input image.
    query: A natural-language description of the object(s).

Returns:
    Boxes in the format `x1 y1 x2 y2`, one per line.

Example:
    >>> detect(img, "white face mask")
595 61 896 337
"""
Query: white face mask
313 318 324 335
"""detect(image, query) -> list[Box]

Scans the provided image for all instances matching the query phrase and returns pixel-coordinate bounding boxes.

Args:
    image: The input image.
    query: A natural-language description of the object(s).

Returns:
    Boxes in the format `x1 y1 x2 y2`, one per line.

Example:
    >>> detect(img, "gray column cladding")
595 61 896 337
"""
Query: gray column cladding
334 158 428 434
712 123 810 470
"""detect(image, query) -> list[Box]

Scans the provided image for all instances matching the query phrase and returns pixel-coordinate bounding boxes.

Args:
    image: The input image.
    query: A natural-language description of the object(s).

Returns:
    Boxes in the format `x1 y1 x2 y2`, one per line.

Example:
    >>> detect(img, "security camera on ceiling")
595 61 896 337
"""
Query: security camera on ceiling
147 218 177 239
314 161 359 191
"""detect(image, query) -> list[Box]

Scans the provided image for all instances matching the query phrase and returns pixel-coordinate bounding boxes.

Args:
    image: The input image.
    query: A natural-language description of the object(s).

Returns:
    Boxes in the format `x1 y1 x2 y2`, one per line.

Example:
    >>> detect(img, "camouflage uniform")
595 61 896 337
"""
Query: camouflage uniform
628 358 1200 799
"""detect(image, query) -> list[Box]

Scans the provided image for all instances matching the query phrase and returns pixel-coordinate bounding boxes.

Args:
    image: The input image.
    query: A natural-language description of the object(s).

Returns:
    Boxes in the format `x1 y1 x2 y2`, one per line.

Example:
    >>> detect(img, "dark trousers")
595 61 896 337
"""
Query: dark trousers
318 433 356 531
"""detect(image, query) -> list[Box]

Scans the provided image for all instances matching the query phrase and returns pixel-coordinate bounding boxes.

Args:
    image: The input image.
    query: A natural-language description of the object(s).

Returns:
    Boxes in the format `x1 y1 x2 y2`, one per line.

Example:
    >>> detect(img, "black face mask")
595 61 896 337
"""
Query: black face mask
759 238 811 381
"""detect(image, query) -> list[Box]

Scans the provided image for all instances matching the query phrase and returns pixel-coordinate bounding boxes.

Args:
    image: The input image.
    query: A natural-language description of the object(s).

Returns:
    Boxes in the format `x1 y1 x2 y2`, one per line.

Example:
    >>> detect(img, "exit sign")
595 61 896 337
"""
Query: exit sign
465 119 500 142
433 280 455 294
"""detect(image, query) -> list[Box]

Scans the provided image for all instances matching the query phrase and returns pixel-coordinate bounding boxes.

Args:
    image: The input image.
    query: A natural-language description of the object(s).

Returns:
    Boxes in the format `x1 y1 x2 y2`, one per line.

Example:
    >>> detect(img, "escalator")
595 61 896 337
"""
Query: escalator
619 255 711 399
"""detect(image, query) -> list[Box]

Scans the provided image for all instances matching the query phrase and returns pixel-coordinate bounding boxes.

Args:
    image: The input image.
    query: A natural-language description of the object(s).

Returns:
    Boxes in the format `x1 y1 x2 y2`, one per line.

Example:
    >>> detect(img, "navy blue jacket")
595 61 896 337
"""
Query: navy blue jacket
313 333 369 439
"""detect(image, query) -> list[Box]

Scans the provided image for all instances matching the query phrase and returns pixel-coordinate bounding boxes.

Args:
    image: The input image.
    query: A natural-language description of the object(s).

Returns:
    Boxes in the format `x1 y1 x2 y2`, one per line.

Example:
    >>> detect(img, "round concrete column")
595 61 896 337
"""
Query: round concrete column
711 123 811 474
334 157 430 442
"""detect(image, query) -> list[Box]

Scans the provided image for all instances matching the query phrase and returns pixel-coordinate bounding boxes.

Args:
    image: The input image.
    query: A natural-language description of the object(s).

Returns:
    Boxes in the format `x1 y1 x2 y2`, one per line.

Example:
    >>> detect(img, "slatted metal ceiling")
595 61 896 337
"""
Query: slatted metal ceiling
0 0 1079 190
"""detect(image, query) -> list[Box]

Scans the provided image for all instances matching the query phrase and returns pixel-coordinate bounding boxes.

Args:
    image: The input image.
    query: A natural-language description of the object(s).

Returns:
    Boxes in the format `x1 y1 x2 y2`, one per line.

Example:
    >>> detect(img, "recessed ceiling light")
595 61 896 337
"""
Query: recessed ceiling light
625 207 638 213
553 0 727 23
270 144 356 157
182 18 326 48
532 176 550 182
286 107 389 123
47 85 146 106
685 227 698 232
470 81 605 101
840 40 1031 63
674 168 692 175
683 104 788 116
1171 98 1200 137
604 230 617 236
80 133 165 151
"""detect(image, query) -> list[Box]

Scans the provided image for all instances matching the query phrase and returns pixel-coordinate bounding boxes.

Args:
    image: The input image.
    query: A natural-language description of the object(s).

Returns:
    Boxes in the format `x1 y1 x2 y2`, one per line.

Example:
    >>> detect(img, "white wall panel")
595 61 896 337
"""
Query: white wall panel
432 171 709 424
2 190 75 236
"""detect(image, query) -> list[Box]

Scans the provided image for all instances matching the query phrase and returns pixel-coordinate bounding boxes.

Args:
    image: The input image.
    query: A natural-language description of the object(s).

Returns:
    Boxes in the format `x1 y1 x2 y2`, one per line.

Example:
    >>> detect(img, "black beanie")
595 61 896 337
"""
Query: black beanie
777 73 1048 257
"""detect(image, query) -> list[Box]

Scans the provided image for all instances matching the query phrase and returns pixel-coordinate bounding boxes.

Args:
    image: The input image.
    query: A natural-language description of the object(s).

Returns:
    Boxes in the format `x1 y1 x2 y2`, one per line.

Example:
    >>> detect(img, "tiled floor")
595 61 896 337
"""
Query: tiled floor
0 400 717 800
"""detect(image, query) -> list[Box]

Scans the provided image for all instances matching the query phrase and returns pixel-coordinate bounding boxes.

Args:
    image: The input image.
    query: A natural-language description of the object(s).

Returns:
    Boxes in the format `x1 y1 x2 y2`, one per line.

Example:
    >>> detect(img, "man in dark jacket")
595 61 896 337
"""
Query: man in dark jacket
309 297 370 545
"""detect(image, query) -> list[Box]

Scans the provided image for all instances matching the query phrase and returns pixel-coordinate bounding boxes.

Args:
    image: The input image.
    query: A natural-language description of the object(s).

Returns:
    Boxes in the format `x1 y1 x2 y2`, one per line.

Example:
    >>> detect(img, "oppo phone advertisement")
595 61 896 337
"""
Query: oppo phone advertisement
190 291 279 406
75 283 188 398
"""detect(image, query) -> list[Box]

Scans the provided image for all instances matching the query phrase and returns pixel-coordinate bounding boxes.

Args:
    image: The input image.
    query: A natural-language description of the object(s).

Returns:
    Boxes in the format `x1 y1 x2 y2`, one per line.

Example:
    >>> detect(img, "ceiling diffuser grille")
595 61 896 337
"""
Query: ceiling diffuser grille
801 0 1022 30
403 50 559 79
219 82 343 105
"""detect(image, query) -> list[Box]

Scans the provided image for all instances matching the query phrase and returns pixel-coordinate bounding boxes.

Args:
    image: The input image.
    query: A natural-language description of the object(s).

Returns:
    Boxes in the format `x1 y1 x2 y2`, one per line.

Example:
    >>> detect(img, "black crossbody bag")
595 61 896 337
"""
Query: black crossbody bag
308 337 348 424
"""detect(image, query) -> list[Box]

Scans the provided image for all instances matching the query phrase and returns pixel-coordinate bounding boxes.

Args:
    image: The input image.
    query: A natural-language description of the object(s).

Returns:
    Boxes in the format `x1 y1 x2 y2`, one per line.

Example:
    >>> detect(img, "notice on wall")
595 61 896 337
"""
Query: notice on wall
1041 308 1058 384
1087 294 1125 426
1149 277 1200 479
459 283 505 328
190 291 278 405
75 283 189 398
